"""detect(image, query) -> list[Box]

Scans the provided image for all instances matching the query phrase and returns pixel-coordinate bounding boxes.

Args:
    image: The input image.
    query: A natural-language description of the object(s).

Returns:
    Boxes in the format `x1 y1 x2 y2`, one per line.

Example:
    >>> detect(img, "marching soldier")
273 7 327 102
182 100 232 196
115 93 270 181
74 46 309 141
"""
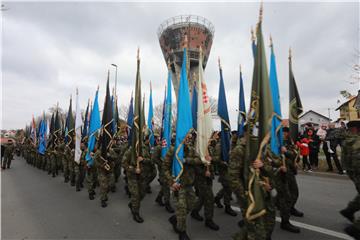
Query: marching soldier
2 140 14 169
340 120 360 239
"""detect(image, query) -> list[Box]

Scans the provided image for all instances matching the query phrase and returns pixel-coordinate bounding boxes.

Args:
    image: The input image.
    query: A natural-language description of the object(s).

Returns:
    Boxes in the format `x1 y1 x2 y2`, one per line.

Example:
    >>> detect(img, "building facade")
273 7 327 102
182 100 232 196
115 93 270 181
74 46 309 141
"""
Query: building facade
336 96 360 121
298 110 331 132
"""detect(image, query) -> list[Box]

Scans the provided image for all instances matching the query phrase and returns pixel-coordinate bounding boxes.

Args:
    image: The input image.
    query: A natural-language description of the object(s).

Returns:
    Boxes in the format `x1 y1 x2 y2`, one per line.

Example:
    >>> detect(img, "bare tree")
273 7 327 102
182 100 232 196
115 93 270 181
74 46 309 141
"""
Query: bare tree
119 104 129 122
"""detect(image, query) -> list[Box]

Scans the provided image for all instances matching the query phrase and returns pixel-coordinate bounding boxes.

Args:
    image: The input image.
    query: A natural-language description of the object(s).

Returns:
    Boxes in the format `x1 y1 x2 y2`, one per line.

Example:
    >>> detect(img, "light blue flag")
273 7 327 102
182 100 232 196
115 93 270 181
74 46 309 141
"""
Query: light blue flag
85 89 101 166
38 119 47 155
161 71 172 158
269 42 283 156
172 48 193 182
148 83 155 147
238 68 246 137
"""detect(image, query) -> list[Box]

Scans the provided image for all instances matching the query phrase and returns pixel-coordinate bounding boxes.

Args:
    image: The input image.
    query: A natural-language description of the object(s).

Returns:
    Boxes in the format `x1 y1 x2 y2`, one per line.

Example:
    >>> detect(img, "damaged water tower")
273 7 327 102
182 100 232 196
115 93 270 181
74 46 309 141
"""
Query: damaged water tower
157 15 215 98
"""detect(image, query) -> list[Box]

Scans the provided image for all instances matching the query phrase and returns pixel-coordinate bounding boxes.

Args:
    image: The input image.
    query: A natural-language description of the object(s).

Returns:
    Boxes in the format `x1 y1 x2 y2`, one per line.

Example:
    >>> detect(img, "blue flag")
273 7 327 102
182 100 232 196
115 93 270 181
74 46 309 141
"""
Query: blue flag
191 82 198 131
238 68 246 137
217 66 231 162
252 28 256 58
269 43 283 155
38 119 47 155
172 48 193 181
127 94 134 146
148 83 155 147
160 86 166 141
161 71 172 159
85 89 101 166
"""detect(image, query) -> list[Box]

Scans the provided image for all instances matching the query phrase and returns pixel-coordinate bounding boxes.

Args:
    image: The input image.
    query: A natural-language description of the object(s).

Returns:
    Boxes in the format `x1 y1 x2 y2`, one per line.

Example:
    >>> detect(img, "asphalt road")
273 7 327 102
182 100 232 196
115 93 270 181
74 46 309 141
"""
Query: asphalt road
1 156 356 240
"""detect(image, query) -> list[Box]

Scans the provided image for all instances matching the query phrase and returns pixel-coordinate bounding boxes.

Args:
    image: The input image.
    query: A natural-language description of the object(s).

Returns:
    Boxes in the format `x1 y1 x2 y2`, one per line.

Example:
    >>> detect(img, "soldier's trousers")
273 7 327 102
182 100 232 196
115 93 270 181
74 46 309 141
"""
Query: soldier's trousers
174 186 197 232
156 165 171 203
75 163 85 189
69 160 75 185
144 163 157 188
275 177 292 222
128 174 147 213
287 173 299 208
346 173 360 213
216 175 232 206
2 155 11 169
98 169 111 201
62 158 69 181
86 166 97 195
114 161 121 182
193 176 215 220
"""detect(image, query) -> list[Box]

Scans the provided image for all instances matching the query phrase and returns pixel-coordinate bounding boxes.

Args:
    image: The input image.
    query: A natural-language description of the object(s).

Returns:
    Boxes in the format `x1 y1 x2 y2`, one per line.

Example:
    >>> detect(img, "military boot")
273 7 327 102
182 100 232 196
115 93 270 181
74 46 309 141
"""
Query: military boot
340 208 355 222
101 200 107 208
280 221 300 233
165 202 174 213
168 215 180 233
214 196 223 208
225 205 237 216
110 186 116 193
205 219 220 231
155 195 165 206
178 231 190 240
345 225 360 240
132 212 144 223
290 207 304 217
191 210 204 221
64 177 69 183
89 192 95 200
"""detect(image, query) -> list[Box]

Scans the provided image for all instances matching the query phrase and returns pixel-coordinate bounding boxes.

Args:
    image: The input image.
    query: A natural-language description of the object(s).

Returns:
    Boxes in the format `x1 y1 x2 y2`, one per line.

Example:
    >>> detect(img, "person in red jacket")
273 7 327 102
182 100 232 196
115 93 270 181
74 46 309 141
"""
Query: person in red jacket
297 135 312 172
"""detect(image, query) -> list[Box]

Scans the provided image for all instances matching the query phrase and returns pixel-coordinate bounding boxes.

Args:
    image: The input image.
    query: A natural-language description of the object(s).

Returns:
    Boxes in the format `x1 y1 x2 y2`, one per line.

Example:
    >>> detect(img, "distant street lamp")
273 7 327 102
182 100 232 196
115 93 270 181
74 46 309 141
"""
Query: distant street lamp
111 64 118 96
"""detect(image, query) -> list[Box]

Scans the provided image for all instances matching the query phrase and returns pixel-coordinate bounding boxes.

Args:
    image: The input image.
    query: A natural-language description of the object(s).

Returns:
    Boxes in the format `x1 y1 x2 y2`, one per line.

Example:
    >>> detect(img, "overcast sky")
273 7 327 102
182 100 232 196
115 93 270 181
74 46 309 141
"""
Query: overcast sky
1 1 359 130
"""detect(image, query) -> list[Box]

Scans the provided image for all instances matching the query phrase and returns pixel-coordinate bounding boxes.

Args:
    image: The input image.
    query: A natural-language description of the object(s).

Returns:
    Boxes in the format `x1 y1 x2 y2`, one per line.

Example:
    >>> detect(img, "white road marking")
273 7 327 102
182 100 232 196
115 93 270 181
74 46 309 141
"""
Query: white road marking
231 206 353 240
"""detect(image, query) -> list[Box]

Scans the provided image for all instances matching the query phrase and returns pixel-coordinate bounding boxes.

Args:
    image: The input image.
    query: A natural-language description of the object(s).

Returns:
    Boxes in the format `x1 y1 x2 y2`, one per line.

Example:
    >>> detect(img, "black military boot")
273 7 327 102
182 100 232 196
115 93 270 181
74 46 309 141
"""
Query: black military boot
132 212 144 223
165 202 175 213
155 195 165 206
214 196 223 208
238 219 245 227
280 221 300 233
225 205 237 217
52 173 56 178
64 177 69 183
290 207 304 217
101 200 107 208
178 231 190 240
89 192 95 200
168 215 180 233
76 185 81 192
146 186 152 194
345 225 360 239
205 219 219 231
125 185 130 197
70 181 75 187
340 208 355 222
191 210 204 221
110 186 116 193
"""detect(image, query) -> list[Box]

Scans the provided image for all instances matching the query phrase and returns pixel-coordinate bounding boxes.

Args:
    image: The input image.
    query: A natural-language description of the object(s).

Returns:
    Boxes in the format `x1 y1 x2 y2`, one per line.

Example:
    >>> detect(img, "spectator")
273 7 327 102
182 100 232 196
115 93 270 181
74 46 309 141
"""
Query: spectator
317 124 334 172
307 129 320 169
297 134 312 172
325 123 344 175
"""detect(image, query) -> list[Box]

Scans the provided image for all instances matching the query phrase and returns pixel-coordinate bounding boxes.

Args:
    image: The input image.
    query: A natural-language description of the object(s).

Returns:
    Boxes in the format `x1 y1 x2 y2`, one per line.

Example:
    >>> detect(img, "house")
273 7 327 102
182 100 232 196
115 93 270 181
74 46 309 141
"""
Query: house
298 110 331 132
354 90 360 110
336 96 360 121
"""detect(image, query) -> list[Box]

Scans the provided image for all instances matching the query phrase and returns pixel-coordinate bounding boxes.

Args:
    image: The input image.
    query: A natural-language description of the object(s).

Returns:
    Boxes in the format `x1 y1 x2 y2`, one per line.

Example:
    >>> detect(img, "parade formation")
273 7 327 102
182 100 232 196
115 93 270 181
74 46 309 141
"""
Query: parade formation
2 3 360 240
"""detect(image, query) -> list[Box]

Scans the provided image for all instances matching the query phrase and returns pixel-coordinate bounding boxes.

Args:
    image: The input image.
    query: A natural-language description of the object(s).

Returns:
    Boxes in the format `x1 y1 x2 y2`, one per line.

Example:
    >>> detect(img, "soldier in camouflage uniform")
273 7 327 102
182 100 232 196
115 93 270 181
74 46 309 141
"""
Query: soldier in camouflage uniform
213 132 238 217
74 142 87 192
122 145 148 223
164 133 202 240
190 134 219 231
93 145 113 208
107 139 122 192
143 135 157 194
62 142 71 183
153 136 174 213
68 144 76 187
2 140 14 169
340 120 360 239
86 144 98 201
273 127 301 233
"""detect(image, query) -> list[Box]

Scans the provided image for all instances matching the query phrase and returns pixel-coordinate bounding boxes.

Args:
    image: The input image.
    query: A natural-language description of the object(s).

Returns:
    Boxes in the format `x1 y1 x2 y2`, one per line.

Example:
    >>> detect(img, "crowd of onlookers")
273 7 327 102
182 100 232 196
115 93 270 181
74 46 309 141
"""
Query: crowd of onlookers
296 122 347 174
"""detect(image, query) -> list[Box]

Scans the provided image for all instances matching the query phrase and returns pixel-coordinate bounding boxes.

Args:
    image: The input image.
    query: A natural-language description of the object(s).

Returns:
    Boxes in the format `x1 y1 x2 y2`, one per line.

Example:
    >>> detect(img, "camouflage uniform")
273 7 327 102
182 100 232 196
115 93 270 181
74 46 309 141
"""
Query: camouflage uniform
94 148 113 205
164 142 202 233
68 148 76 186
153 144 171 205
2 143 14 169
62 145 71 183
108 145 120 191
143 144 157 193
86 160 98 198
74 150 86 191
341 131 360 229
122 146 148 215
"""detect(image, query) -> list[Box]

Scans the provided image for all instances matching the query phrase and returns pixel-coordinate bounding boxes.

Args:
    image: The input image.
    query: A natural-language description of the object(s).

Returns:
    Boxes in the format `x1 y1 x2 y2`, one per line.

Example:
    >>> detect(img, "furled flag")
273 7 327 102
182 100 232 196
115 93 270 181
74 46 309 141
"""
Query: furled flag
217 59 231 162
251 27 256 58
100 71 114 158
65 96 75 147
196 47 213 164
127 92 134 146
289 48 303 142
238 66 246 137
130 49 144 171
148 82 155 147
191 81 198 131
269 38 283 156
113 95 119 137
74 88 83 164
244 5 274 221
85 88 101 166
160 86 166 141
161 69 172 158
82 99 90 141
31 115 37 145
172 48 193 182
53 104 61 145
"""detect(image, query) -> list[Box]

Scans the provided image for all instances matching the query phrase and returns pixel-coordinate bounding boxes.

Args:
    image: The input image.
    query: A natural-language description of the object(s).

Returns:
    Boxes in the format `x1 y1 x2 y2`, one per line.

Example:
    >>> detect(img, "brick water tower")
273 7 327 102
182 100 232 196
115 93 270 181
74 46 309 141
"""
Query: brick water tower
157 15 215 98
